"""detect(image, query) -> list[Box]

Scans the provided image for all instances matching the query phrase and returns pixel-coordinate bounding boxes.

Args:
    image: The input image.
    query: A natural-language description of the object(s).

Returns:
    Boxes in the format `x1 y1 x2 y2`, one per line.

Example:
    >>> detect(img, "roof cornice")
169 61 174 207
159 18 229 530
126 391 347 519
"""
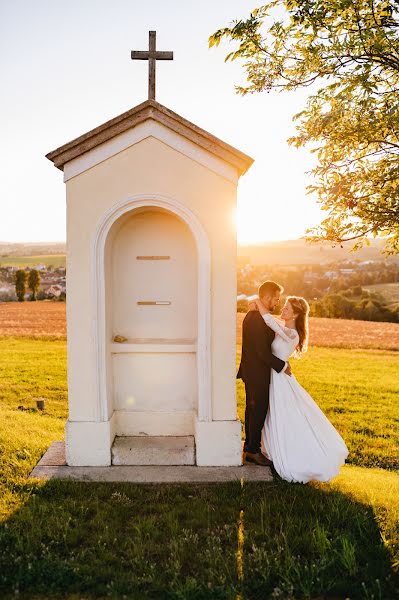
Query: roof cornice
46 100 254 176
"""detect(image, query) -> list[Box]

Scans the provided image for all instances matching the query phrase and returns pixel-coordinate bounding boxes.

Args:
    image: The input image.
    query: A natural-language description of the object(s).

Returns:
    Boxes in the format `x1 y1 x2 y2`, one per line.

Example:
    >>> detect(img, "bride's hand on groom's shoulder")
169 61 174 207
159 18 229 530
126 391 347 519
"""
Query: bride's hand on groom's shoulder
248 301 258 311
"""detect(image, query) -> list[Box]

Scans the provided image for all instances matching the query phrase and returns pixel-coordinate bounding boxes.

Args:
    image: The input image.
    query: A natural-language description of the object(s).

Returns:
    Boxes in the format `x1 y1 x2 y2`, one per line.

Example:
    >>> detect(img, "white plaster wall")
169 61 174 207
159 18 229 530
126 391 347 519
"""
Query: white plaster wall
65 135 238 424
112 353 197 412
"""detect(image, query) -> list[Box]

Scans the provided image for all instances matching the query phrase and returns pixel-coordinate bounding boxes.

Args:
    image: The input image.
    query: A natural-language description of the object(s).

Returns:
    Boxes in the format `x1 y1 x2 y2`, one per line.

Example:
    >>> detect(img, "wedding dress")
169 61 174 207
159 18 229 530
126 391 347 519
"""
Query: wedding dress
260 313 348 483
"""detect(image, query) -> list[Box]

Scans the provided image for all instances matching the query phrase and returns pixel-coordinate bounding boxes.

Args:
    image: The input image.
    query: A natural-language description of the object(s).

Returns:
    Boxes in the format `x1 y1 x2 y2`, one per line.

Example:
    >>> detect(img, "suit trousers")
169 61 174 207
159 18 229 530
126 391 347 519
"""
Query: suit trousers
244 381 269 454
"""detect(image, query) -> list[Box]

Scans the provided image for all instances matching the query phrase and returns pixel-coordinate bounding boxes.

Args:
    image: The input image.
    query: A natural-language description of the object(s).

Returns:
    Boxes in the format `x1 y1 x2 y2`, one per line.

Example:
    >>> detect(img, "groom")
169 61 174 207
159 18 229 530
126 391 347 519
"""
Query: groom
237 280 291 466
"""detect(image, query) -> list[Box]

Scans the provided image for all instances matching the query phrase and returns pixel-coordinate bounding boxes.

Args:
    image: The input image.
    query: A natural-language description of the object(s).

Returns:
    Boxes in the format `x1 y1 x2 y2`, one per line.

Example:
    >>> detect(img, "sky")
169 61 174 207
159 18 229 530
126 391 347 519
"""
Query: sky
0 0 324 244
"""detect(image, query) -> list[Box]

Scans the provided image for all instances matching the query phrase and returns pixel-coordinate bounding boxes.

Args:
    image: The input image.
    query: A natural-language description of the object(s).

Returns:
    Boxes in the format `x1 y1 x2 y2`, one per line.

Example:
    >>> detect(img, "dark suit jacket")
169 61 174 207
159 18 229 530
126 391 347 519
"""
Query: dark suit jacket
237 310 286 387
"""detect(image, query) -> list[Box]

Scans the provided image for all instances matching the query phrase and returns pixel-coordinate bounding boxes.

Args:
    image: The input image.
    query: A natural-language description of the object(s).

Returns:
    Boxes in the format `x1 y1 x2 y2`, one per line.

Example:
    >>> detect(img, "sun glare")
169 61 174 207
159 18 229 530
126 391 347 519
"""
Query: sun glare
236 201 288 245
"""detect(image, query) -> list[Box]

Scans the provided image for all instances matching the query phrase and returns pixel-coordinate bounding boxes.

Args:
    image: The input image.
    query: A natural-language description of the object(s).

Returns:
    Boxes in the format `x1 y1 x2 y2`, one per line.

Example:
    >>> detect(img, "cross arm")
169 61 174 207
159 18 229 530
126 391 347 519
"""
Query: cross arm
154 51 173 60
131 51 150 60
131 51 173 60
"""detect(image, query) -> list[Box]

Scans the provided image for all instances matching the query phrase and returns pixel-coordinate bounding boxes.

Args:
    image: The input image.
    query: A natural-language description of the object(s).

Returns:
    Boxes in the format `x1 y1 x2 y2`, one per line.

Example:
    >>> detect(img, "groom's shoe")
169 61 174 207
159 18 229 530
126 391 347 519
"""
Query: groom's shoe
245 451 273 467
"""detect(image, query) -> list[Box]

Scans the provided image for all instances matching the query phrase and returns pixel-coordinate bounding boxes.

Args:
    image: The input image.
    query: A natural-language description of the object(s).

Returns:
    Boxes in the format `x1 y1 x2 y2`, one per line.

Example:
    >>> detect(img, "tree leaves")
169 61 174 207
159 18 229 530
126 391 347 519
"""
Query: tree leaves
210 0 399 253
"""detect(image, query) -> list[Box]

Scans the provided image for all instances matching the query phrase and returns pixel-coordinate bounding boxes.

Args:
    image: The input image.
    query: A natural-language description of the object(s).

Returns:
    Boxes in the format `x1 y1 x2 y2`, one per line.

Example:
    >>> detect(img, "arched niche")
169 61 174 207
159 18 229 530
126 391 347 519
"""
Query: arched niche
92 195 212 433
108 207 197 340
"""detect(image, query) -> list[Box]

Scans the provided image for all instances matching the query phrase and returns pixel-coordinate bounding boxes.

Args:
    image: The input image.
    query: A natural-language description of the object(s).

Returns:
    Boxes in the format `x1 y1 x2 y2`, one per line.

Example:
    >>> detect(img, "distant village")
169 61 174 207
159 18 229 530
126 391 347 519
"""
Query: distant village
237 258 399 322
0 264 66 302
237 258 399 296
1 253 398 322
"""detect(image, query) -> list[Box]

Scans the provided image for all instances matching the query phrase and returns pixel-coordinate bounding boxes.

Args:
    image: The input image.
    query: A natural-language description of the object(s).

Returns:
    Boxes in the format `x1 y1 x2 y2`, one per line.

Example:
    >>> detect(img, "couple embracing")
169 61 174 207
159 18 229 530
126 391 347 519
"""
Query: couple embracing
237 280 348 483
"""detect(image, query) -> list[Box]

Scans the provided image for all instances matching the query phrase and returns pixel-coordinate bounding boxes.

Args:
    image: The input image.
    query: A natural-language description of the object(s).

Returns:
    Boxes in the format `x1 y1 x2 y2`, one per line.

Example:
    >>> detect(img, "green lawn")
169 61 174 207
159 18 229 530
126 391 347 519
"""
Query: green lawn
0 337 398 599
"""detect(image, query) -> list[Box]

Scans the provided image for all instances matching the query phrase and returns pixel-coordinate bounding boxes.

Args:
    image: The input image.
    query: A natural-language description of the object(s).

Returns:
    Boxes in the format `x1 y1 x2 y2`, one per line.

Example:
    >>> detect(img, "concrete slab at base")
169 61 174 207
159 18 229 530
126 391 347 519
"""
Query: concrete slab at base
35 441 66 466
29 465 273 483
112 436 195 466
29 442 273 483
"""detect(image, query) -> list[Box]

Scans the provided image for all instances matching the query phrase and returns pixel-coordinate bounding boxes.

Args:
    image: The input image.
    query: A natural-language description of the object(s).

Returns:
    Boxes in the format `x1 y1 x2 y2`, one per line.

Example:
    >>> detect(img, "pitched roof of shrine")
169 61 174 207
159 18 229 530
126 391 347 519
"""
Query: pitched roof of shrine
46 99 254 176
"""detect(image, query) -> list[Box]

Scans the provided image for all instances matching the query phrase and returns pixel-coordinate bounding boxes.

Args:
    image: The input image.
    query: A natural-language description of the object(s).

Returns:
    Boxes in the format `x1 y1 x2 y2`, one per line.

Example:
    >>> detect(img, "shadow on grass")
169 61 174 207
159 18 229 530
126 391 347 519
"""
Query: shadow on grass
0 478 397 599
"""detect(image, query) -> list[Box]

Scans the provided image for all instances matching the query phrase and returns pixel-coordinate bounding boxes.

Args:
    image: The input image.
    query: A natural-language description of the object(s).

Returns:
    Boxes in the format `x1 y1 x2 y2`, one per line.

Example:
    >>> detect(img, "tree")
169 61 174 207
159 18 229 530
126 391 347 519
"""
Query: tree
27 269 41 301
210 1 399 254
15 270 27 302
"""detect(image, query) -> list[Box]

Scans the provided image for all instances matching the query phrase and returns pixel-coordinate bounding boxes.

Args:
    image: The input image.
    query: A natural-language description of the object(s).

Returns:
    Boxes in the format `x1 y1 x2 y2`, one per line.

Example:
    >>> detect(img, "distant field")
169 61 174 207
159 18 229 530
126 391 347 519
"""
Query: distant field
364 282 399 307
1 302 399 350
0 254 66 268
0 301 66 337
237 312 399 350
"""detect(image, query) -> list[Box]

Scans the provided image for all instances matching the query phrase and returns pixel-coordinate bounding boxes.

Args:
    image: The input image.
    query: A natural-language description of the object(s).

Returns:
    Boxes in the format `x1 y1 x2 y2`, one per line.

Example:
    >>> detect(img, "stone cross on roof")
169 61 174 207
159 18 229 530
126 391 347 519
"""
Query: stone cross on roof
131 31 173 101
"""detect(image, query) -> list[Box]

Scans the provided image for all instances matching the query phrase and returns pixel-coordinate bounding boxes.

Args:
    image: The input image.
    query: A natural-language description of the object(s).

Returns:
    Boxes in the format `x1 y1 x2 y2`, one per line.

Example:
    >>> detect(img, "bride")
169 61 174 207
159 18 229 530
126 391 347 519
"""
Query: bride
250 296 348 483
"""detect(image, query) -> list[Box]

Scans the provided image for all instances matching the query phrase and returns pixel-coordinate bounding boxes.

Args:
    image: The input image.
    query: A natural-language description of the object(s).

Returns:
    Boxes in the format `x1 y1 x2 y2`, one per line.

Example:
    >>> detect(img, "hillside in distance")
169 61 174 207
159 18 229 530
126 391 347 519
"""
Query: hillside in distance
238 238 398 265
0 242 66 257
1 238 397 266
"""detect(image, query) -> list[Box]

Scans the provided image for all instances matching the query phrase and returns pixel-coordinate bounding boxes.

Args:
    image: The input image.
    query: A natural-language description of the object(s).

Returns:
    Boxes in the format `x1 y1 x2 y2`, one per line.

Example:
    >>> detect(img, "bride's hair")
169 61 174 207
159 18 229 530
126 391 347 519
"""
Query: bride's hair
287 296 310 357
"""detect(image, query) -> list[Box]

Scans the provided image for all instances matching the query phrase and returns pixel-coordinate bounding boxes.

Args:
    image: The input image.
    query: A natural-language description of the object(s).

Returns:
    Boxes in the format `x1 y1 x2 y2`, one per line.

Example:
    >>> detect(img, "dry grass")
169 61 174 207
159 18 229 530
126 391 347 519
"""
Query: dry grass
1 301 398 350
0 301 66 337
236 312 399 350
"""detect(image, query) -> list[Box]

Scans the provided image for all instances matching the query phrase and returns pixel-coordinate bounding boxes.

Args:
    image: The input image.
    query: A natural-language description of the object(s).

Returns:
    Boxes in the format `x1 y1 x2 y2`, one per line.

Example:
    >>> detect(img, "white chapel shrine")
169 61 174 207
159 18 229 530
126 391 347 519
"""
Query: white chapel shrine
46 32 253 467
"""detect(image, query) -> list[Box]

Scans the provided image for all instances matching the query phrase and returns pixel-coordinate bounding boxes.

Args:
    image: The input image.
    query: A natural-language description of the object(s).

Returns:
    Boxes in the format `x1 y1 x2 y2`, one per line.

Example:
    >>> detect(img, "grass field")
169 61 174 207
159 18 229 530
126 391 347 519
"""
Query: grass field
0 307 398 598
0 254 66 268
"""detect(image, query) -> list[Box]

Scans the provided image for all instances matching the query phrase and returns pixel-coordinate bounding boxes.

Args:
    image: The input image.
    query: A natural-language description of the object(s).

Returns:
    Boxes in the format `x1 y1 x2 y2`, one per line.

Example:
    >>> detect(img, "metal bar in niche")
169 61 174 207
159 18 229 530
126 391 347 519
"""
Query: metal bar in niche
136 256 171 260
137 301 171 305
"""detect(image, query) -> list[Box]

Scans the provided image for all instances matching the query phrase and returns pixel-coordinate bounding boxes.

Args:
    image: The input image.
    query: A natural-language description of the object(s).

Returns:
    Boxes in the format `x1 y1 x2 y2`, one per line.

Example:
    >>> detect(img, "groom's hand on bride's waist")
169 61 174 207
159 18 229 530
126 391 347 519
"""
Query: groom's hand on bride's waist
284 362 292 376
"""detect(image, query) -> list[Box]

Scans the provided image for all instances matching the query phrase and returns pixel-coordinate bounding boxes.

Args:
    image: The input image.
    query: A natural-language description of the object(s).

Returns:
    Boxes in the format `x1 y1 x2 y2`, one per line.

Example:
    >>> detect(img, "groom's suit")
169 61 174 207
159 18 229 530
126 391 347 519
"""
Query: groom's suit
237 310 286 454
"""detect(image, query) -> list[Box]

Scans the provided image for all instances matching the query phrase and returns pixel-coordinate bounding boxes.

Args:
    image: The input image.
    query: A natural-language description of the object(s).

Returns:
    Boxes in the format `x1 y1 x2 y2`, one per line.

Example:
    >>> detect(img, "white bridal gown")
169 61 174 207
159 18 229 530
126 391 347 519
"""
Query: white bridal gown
260 313 349 483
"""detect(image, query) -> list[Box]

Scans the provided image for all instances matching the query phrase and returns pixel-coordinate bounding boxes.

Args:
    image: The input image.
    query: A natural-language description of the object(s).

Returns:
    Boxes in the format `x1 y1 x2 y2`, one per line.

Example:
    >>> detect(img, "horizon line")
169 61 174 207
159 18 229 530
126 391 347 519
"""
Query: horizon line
0 237 309 245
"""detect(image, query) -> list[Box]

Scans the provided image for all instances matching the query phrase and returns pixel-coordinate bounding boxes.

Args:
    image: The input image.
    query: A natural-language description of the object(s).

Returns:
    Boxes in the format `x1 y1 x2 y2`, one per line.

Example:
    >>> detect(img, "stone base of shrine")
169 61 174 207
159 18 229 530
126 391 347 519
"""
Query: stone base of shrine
63 415 243 467
195 418 242 466
65 419 116 466
28 442 273 483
